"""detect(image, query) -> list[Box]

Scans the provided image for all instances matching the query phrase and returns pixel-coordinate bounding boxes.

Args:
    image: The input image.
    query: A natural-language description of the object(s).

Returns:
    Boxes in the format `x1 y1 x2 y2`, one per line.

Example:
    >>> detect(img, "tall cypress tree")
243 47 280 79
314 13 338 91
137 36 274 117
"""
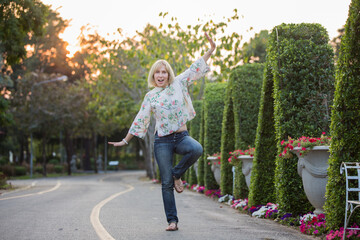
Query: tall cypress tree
325 0 360 229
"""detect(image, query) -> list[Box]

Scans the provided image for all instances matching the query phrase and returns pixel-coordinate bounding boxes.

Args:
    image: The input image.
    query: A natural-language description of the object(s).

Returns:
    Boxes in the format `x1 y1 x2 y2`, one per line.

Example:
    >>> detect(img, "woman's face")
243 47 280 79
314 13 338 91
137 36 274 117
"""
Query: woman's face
154 65 169 88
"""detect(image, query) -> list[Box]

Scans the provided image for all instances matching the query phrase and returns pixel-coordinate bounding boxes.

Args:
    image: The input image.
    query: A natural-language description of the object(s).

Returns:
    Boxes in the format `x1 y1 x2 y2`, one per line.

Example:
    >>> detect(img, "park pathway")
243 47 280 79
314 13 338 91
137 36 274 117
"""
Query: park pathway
0 170 316 240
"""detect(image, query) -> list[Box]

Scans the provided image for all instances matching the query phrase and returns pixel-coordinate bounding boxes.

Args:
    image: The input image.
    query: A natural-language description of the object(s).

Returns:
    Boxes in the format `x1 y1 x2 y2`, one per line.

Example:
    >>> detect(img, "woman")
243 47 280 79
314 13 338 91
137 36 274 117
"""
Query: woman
108 32 215 231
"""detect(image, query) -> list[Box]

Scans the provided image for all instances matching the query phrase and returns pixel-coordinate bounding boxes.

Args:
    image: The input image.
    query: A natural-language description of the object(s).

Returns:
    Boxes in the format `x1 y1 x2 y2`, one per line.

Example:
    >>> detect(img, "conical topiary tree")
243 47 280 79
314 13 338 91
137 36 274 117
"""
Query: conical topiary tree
220 63 263 197
325 0 360 229
203 82 226 190
248 61 277 207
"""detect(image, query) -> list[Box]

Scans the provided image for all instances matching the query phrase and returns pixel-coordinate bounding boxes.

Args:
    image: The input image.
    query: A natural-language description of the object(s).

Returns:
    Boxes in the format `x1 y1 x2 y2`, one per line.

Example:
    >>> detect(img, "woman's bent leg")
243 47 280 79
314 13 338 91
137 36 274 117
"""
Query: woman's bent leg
173 135 203 179
154 141 178 224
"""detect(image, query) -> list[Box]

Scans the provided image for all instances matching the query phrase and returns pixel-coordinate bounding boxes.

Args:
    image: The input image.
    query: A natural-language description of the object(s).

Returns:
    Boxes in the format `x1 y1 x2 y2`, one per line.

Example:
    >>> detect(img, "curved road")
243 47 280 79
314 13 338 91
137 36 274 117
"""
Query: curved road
0 171 316 240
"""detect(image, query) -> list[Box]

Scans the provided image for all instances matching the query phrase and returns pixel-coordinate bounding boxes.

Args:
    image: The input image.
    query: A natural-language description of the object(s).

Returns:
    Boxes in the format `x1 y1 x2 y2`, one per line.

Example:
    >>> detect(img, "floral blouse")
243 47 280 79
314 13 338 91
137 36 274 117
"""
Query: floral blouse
129 57 210 138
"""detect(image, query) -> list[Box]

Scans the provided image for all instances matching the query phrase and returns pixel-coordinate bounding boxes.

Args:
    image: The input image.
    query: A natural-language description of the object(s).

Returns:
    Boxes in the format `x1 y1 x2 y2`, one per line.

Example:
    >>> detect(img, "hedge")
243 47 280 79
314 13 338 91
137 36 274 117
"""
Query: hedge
220 63 263 197
188 100 203 186
203 82 226 190
198 100 205 186
271 23 335 215
325 0 360 229
220 80 235 196
248 61 277 207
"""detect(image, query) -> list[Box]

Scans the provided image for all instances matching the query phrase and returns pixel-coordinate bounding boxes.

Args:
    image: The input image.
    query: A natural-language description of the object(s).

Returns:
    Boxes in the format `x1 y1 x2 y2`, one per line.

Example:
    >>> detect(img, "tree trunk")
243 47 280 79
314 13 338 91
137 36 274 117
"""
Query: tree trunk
83 137 91 170
92 132 98 173
139 118 156 179
64 128 73 176
42 136 47 177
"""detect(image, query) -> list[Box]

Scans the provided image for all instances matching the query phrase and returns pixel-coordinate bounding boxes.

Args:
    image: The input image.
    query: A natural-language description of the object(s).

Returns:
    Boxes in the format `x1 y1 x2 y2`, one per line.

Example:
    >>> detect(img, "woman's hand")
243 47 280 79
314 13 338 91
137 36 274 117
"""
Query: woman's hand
203 32 216 62
108 141 126 147
205 32 216 52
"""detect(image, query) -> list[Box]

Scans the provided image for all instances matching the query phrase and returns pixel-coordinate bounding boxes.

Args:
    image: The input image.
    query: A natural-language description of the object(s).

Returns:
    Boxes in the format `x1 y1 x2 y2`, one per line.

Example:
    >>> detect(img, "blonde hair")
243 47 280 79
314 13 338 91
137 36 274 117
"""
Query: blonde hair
147 60 175 88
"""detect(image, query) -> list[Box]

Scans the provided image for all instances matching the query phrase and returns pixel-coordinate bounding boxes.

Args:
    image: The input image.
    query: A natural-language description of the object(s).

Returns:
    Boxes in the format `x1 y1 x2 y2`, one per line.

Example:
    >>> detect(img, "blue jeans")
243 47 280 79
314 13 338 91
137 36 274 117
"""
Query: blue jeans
154 131 203 224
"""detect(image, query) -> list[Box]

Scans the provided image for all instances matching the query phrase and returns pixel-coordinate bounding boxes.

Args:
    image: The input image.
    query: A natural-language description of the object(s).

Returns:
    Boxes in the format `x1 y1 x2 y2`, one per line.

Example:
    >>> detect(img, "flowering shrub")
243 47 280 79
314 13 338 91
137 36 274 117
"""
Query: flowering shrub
299 213 327 236
191 184 205 193
204 189 222 199
279 132 331 159
228 147 255 165
218 194 234 204
251 203 279 219
326 225 360 240
208 152 221 165
231 198 248 211
279 213 300 226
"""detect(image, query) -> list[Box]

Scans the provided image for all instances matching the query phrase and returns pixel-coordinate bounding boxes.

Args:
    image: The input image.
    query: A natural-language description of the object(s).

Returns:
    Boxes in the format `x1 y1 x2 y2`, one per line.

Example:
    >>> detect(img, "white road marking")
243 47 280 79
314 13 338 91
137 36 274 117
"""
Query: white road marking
90 183 134 240
0 181 61 201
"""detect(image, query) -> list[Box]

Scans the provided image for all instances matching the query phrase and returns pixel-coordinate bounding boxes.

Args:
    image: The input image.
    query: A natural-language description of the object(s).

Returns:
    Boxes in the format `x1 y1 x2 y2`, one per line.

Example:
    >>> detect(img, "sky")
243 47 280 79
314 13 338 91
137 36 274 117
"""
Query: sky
41 0 352 56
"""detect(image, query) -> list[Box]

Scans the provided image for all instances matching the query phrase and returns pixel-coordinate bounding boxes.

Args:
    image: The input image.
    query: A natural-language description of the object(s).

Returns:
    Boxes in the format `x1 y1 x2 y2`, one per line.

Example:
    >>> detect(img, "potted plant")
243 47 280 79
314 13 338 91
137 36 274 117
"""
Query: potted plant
279 132 331 214
228 148 255 189
207 153 221 185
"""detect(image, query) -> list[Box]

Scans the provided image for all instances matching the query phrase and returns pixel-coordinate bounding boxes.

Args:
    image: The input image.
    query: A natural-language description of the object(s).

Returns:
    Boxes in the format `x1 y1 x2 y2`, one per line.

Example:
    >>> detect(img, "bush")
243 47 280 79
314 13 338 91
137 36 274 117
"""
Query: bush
188 100 201 186
48 159 60 165
0 172 7 187
197 101 205 186
34 165 43 174
270 23 335 215
220 63 264 197
203 82 226 190
14 166 26 176
1 164 14 177
325 0 360 229
54 165 64 174
248 61 277 207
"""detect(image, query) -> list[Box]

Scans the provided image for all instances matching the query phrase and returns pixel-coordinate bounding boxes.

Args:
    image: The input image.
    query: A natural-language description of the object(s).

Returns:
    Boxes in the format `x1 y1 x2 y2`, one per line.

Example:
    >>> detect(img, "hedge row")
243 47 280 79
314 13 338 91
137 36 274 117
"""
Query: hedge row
220 63 263 197
248 61 277 207
270 23 335 215
188 100 203 186
203 82 227 190
325 0 360 228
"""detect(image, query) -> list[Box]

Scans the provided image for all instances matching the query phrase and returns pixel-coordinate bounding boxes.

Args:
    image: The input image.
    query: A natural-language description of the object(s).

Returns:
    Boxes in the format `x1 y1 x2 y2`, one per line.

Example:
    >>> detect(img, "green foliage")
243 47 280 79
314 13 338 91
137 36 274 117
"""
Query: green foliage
220 84 235 195
270 23 335 215
54 165 64 174
203 83 226 190
197 102 205 186
241 30 269 64
14 166 26 176
0 172 7 188
159 9 242 79
325 0 360 229
189 100 203 186
220 63 263 197
248 61 277 207
0 0 48 65
232 64 264 150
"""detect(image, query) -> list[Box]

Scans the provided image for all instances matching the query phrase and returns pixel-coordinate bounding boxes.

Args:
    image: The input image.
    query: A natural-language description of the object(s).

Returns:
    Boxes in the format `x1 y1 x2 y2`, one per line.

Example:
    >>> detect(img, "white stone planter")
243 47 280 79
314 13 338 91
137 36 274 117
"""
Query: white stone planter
193 161 198 177
238 155 254 189
291 146 330 215
207 156 221 185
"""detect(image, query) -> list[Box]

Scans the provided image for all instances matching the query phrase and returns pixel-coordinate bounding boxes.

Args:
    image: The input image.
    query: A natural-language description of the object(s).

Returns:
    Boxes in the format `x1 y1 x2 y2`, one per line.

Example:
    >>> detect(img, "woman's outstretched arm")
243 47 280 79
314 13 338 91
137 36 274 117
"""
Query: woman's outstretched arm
108 132 134 147
202 32 216 63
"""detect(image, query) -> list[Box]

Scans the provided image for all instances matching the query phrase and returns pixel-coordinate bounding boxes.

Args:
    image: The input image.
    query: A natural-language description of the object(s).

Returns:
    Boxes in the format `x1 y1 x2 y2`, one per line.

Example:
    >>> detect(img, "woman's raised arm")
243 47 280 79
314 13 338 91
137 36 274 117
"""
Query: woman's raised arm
202 32 216 63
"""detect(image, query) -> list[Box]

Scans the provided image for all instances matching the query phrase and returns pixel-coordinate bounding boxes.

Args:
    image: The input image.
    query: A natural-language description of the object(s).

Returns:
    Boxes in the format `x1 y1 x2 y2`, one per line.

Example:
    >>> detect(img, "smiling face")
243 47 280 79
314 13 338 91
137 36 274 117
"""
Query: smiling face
153 65 169 88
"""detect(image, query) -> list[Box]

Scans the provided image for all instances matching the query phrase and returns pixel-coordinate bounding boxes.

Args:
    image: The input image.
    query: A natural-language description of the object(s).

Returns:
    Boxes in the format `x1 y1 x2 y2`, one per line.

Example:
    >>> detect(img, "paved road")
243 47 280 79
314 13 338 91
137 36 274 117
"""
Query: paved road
0 171 316 240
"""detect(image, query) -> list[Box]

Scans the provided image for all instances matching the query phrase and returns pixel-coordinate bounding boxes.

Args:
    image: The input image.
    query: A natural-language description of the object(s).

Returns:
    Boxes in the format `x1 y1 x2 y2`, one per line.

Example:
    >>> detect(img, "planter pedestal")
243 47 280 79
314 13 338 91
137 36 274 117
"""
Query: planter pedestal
292 146 330 215
208 156 221 185
238 155 254 189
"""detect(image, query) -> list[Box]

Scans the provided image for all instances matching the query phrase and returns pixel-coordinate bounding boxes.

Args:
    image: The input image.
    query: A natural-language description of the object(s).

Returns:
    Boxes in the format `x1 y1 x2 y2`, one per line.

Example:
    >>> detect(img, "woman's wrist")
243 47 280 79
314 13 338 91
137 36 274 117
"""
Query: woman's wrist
122 139 128 145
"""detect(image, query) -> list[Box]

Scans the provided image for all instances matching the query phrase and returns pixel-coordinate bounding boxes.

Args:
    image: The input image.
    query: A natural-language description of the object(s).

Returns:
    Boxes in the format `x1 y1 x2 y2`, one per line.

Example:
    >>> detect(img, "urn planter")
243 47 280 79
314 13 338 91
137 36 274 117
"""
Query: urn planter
193 161 198 177
238 155 254 189
291 146 330 214
207 156 221 185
